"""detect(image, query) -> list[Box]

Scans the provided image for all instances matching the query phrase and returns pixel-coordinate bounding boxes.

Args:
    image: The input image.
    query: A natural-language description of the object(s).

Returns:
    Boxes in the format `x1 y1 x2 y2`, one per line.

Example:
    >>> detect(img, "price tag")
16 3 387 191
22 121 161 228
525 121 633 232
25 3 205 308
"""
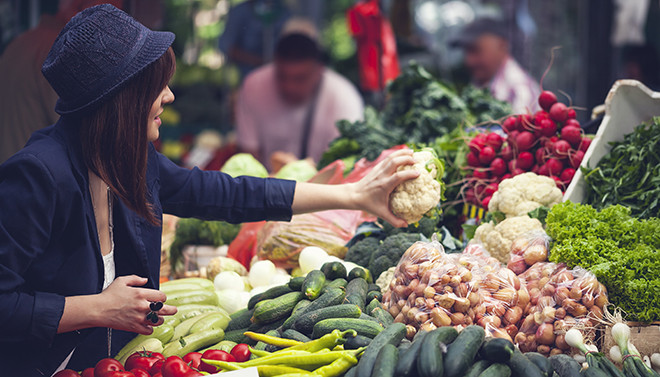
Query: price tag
207 367 259 377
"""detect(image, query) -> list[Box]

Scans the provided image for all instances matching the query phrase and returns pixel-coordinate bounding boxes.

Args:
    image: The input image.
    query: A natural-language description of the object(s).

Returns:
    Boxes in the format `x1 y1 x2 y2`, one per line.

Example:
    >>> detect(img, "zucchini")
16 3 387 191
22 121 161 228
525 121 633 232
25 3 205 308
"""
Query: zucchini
367 284 381 293
114 326 171 361
345 335 373 350
395 330 428 377
348 267 372 283
444 325 485 377
162 328 224 357
370 307 393 326
161 277 215 291
526 352 554 377
117 338 163 365
508 349 545 377
345 278 369 310
198 340 237 354
370 344 398 377
189 311 230 333
163 316 180 329
226 308 254 332
288 276 305 291
418 327 458 377
252 291 304 324
366 298 380 315
479 338 515 362
548 354 581 377
247 284 293 309
321 261 347 280
312 318 384 339
479 363 512 377
281 299 312 330
282 329 311 343
355 322 406 377
293 304 362 334
302 270 326 300
172 304 223 322
281 288 346 330
366 291 383 302
165 290 218 307
172 314 208 340
465 360 493 377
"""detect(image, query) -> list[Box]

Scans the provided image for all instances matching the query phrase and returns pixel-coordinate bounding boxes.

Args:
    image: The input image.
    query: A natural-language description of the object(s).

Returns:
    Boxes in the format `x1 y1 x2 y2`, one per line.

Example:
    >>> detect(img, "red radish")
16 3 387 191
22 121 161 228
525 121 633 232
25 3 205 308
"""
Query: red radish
482 195 492 209
515 131 535 151
567 108 577 119
502 117 518 133
569 150 584 169
560 168 576 184
469 138 486 155
553 140 571 157
579 137 591 152
546 158 564 176
500 145 514 161
474 182 486 196
484 183 499 197
537 118 558 137
538 90 558 111
534 110 549 126
478 146 496 165
490 158 507 176
501 173 513 181
511 168 525 176
467 152 480 167
465 188 476 203
517 151 535 170
549 102 569 123
532 165 540 174
552 176 564 189
564 118 580 128
518 114 533 132
473 168 490 180
560 126 582 147
538 164 550 176
485 133 504 151
535 148 546 165
507 130 520 147
544 136 559 150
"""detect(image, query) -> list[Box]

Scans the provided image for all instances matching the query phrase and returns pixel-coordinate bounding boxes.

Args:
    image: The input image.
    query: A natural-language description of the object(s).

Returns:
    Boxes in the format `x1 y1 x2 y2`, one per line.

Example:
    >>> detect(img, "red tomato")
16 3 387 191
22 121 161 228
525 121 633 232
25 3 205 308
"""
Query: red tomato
107 373 135 377
126 351 162 371
230 344 251 362
149 359 165 375
95 358 124 377
152 374 162 377
182 352 202 369
199 350 235 373
81 368 95 377
129 369 150 377
161 356 191 377
151 352 165 361
52 370 79 377
182 371 203 377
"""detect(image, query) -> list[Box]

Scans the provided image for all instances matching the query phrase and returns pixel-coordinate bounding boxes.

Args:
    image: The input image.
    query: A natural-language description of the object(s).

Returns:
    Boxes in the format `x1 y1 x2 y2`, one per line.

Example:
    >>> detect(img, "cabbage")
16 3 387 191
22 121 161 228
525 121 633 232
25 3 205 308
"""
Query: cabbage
275 160 317 181
206 256 248 281
221 153 268 178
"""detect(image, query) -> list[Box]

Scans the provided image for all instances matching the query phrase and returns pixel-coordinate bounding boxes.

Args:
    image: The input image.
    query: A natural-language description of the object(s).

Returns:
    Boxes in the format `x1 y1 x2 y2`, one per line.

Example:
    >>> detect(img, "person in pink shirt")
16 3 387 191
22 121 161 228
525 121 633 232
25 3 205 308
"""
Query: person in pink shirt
451 18 540 113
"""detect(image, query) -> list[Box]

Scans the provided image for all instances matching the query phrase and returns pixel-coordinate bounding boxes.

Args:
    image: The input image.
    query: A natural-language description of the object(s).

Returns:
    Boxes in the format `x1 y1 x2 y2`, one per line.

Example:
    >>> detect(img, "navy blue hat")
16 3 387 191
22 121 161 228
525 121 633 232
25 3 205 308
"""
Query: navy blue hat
42 4 175 116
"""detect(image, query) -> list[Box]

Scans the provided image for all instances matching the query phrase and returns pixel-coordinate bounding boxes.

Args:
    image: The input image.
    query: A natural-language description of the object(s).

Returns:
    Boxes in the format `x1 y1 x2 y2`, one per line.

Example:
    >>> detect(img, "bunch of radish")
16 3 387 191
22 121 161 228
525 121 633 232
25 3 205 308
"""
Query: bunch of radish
462 90 591 209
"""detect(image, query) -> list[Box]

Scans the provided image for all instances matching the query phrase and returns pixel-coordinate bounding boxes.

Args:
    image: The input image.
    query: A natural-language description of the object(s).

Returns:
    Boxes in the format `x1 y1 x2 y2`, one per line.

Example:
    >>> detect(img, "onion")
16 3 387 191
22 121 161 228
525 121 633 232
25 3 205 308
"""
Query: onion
536 323 556 345
214 271 246 291
249 260 277 287
610 345 622 363
612 322 631 353
298 246 329 274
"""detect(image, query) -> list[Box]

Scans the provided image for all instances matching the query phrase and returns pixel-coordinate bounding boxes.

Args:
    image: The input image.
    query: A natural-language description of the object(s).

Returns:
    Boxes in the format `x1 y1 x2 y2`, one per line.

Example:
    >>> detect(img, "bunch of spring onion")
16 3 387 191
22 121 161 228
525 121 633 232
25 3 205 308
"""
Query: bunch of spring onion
611 322 660 377
565 328 625 377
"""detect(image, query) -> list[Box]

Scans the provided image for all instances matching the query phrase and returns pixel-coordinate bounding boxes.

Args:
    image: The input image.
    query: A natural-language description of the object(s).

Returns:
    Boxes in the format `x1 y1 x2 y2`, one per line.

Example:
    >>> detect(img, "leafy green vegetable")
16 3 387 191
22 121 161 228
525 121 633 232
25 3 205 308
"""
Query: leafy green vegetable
546 201 660 322
527 206 550 225
275 160 317 181
221 153 268 178
582 117 660 219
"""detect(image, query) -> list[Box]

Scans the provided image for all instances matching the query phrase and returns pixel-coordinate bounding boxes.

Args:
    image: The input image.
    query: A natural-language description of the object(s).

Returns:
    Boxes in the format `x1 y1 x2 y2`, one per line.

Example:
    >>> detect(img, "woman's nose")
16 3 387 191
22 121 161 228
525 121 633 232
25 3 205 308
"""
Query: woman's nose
164 86 175 104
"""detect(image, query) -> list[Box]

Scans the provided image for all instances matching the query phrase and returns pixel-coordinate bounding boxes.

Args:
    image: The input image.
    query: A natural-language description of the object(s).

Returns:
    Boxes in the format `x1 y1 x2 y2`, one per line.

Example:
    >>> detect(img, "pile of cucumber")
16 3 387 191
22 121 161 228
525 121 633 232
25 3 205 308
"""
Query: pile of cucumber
347 324 586 377
224 262 393 348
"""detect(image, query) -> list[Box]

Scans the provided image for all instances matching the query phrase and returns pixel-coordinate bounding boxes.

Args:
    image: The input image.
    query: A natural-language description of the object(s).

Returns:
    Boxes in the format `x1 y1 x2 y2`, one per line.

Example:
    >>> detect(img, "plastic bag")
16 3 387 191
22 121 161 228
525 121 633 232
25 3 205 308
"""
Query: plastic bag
256 210 361 269
478 267 530 342
227 221 266 268
343 145 408 183
507 231 552 275
516 266 609 356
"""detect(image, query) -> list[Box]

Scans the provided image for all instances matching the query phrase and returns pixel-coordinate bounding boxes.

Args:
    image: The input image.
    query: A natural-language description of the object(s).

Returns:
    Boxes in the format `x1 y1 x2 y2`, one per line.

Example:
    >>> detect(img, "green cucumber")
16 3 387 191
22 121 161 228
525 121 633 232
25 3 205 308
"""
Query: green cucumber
370 344 398 377
281 299 312 330
370 307 393 326
348 267 372 283
465 360 493 377
355 322 406 377
345 367 357 377
366 291 383 302
443 325 485 377
367 284 381 293
252 291 303 324
253 329 279 354
189 311 230 333
254 316 287 334
312 318 383 339
366 298 380 315
281 288 346 330
395 330 428 377
165 290 218 307
345 335 373 350
479 363 512 377
508 349 545 377
479 338 515 362
162 328 224 358
548 354 581 377
398 340 412 354
288 276 305 291
247 284 293 310
323 278 347 293
302 270 326 300
321 261 347 280
223 328 251 344
282 329 311 343
580 366 611 377
418 327 458 377
345 278 369 310
359 313 380 323
226 308 254 331
526 352 553 377
293 304 362 334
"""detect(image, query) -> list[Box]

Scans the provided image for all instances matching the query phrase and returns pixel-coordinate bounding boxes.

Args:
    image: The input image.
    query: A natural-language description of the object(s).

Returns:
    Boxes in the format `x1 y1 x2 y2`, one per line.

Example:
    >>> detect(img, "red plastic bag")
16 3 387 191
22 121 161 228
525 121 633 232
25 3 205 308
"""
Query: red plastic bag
227 221 265 268
344 145 408 183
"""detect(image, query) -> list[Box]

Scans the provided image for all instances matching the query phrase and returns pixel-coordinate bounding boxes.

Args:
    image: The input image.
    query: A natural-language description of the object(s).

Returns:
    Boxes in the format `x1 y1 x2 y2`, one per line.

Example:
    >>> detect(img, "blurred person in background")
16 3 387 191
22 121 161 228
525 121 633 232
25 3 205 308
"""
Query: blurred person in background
621 44 660 90
236 20 364 171
218 0 290 79
451 18 540 113
0 0 123 164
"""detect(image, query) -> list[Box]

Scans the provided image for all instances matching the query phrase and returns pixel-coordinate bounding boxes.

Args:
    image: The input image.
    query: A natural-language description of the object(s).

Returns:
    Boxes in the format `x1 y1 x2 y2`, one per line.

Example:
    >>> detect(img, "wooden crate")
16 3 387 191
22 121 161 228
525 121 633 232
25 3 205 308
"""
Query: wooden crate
601 323 660 358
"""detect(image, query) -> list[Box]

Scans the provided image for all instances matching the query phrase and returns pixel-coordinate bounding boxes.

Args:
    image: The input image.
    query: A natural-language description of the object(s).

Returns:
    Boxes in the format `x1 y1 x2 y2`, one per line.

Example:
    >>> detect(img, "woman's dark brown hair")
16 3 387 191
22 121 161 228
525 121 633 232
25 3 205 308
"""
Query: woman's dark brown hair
81 47 176 225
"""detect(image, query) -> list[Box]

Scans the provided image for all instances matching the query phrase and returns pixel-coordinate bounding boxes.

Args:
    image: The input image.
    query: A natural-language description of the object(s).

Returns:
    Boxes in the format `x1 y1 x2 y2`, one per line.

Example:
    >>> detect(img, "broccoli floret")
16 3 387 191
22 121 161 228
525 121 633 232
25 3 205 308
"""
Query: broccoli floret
379 216 438 238
368 233 422 279
344 237 381 268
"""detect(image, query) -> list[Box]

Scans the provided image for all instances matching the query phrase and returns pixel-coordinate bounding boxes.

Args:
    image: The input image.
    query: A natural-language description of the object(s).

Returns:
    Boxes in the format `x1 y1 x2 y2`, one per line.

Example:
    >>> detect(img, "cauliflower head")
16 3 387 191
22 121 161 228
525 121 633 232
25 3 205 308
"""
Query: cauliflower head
488 172 562 217
389 150 444 224
471 215 543 263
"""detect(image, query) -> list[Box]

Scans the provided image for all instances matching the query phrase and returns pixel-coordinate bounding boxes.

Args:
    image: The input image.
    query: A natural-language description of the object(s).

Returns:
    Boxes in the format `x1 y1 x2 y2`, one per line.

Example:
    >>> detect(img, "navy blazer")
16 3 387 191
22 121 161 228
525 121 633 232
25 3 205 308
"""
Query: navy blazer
0 117 295 376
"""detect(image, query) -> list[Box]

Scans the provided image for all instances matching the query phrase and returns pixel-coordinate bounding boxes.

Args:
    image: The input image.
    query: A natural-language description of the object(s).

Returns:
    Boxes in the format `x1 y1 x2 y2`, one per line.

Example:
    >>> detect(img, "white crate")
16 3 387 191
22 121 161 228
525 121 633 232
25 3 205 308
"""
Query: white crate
563 80 660 203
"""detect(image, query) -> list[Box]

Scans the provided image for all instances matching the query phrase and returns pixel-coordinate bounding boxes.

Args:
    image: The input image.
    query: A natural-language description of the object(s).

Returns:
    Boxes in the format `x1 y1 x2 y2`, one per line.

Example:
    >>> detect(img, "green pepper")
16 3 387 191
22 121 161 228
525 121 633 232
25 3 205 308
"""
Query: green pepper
248 346 272 358
288 329 357 353
256 365 312 376
312 354 359 377
244 331 303 348
204 349 360 371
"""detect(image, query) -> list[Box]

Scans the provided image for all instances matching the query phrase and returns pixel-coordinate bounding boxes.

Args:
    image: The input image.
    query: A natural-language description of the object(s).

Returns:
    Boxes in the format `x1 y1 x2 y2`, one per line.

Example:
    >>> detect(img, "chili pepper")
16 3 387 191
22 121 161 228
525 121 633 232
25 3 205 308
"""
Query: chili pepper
312 354 359 377
244 331 302 348
248 347 271 358
200 359 241 371
288 329 358 353
256 365 312 376
204 350 359 370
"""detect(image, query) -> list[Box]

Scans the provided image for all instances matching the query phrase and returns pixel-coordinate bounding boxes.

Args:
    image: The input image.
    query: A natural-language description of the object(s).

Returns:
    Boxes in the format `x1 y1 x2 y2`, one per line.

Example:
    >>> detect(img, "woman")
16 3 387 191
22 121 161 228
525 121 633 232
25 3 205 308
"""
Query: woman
0 5 418 375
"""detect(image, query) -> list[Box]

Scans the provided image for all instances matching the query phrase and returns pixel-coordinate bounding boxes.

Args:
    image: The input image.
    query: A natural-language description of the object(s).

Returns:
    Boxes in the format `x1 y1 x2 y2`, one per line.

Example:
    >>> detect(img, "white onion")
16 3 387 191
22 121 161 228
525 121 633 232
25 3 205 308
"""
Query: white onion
270 273 291 286
610 346 622 363
249 260 277 287
214 271 245 291
216 289 245 314
299 247 329 274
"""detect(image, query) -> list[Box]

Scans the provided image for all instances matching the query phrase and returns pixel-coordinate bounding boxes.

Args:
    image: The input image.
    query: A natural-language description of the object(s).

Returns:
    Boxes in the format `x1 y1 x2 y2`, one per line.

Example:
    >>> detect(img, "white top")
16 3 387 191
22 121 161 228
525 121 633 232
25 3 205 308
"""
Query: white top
236 63 364 170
